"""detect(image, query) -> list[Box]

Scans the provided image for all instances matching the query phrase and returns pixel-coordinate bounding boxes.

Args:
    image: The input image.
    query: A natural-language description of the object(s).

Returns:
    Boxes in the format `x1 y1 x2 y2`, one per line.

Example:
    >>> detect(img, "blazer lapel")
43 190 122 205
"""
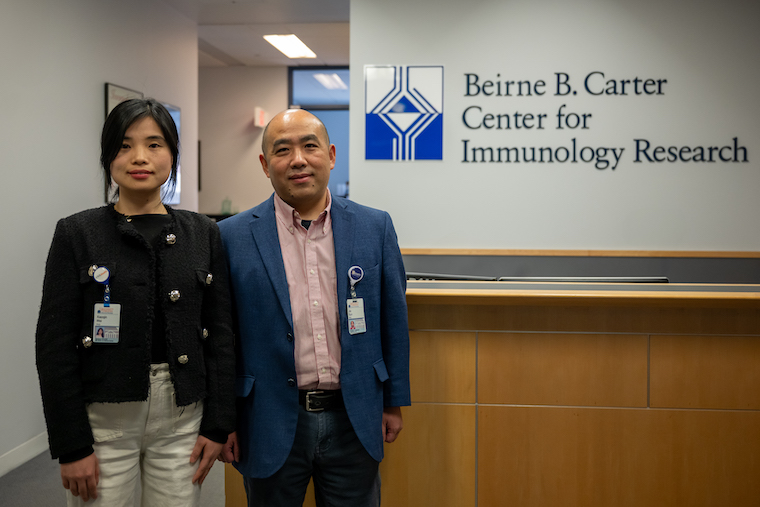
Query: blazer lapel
331 198 355 313
249 196 293 326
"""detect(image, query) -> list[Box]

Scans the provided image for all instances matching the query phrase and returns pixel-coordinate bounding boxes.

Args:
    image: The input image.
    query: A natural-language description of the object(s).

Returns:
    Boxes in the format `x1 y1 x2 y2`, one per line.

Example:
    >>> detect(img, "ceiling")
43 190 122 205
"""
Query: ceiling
162 0 350 67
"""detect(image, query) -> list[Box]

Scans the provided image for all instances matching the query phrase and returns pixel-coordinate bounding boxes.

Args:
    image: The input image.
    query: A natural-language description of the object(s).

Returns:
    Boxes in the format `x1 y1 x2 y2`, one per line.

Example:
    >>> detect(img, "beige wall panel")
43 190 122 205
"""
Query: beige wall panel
651 335 760 409
302 480 316 507
381 403 477 507
410 331 476 403
408 303 760 336
225 463 245 507
479 406 760 507
479 333 648 407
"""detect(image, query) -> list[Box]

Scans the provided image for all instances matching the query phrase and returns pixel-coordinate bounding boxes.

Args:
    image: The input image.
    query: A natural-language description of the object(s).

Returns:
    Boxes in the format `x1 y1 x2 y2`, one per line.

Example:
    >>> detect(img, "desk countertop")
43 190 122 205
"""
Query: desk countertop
406 280 760 308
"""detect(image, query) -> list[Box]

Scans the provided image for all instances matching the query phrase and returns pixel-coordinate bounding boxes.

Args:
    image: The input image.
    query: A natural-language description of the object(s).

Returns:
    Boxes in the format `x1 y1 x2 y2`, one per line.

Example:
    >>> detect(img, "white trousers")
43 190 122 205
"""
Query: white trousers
67 364 203 507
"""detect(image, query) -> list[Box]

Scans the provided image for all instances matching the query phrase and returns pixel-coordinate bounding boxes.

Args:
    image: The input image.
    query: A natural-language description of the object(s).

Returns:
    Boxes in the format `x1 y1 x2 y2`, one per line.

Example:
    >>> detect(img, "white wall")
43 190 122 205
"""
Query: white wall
198 67 289 215
0 0 198 476
350 0 760 251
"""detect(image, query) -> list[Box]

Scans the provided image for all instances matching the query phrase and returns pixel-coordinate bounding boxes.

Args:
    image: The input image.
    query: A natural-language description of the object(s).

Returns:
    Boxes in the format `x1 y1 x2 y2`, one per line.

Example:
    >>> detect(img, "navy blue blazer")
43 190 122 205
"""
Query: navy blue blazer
218 194 411 478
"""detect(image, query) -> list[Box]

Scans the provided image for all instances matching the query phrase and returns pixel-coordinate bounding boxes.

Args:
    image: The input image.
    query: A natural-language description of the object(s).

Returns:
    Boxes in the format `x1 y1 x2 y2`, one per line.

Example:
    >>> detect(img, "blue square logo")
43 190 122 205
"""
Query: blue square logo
365 65 443 161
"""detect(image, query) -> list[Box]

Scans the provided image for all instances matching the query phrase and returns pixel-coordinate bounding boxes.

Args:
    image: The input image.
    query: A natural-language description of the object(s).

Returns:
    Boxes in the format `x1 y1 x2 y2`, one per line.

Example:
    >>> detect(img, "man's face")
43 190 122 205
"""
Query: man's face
260 110 335 217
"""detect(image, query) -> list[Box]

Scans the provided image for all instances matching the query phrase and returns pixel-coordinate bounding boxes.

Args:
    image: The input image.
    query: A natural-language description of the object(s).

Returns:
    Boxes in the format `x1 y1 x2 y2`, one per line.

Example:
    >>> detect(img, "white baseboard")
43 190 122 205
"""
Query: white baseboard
0 432 49 478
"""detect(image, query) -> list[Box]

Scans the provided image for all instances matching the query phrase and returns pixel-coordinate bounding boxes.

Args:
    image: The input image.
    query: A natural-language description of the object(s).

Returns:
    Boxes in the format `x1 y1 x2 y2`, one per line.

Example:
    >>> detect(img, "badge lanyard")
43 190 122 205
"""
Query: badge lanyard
348 265 363 298
92 266 121 344
93 266 111 307
347 266 367 335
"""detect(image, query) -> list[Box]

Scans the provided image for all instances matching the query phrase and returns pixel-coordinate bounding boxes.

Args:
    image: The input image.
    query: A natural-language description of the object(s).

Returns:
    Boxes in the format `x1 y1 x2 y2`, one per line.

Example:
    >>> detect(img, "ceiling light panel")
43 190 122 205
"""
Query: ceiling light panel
263 34 316 58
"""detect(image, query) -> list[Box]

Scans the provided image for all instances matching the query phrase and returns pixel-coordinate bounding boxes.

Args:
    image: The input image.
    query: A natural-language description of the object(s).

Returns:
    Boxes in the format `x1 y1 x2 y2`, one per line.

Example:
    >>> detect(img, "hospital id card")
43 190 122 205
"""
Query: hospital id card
347 298 366 335
93 303 121 343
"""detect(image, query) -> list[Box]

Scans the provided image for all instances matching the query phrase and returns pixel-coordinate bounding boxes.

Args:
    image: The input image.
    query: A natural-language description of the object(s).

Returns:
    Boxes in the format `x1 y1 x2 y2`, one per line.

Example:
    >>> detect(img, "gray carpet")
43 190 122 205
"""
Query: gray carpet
0 451 225 506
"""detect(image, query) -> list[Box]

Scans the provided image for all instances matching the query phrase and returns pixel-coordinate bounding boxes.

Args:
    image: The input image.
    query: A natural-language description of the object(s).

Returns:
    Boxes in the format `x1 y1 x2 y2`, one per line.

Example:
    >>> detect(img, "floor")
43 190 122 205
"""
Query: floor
0 450 225 506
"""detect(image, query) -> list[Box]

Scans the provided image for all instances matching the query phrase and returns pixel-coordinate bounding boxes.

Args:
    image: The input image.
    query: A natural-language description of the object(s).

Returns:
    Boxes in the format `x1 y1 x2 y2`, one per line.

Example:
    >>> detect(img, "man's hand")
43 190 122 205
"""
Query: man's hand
218 431 240 463
382 406 404 443
190 436 224 485
61 453 99 502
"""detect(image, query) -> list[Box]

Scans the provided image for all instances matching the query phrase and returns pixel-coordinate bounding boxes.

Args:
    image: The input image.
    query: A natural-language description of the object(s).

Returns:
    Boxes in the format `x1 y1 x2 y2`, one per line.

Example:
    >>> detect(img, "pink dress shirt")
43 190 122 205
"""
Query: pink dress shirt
274 192 341 390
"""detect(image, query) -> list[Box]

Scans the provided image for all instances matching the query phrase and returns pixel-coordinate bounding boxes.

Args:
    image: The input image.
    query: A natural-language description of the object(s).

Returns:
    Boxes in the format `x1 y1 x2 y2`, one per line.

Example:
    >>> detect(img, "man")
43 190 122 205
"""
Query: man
218 109 410 506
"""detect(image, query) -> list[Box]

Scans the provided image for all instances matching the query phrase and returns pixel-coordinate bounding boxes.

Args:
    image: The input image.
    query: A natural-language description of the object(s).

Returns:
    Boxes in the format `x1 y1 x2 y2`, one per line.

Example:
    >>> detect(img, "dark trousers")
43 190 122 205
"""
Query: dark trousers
244 405 380 507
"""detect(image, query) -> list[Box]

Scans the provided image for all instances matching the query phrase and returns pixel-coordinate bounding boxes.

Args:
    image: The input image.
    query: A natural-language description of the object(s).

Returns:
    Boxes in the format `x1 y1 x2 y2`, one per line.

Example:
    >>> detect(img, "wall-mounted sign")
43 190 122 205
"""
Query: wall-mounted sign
460 72 748 170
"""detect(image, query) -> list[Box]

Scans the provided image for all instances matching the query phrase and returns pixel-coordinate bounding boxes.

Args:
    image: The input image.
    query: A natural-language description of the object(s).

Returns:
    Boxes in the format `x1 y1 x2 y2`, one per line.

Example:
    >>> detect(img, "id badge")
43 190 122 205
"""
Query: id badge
93 303 121 343
347 298 366 335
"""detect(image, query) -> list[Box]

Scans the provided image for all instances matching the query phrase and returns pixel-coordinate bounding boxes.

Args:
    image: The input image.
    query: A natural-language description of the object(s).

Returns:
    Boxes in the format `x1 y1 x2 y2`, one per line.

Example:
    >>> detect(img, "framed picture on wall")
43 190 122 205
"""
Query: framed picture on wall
105 83 143 117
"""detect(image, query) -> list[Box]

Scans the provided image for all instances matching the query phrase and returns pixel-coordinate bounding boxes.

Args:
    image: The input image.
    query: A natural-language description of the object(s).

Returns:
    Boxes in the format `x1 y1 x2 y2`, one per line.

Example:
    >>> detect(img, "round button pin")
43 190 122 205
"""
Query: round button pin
93 266 110 284
348 266 364 284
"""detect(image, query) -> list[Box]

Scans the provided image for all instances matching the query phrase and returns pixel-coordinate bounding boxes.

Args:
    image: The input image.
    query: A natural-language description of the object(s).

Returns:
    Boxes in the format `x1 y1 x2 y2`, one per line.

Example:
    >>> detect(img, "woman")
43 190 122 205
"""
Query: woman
35 98 235 506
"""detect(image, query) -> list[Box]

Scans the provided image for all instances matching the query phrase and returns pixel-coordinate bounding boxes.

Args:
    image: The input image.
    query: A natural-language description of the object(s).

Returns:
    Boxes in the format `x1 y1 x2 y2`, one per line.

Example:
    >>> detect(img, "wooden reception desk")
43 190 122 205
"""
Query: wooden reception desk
226 281 760 507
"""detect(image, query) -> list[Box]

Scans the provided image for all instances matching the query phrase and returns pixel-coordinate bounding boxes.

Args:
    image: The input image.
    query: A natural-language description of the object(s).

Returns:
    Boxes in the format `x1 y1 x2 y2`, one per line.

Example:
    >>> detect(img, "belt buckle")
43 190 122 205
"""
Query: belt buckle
305 390 325 412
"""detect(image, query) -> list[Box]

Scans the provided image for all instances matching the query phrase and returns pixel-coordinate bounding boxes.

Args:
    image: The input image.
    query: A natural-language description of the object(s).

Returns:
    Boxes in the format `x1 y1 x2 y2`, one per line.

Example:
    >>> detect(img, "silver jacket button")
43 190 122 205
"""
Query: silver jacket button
202 328 209 339
169 290 181 302
82 336 93 348
165 233 177 245
178 354 189 364
205 273 213 285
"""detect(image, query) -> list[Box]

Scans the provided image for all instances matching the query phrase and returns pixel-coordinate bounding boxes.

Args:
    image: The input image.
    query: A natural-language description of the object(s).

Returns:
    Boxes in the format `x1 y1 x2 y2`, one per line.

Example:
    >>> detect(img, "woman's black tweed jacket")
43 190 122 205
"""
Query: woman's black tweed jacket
36 204 235 459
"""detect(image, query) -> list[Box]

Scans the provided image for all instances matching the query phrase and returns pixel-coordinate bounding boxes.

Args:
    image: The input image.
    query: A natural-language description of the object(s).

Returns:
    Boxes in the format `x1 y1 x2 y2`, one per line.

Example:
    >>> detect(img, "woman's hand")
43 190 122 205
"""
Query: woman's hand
61 453 100 501
190 435 224 485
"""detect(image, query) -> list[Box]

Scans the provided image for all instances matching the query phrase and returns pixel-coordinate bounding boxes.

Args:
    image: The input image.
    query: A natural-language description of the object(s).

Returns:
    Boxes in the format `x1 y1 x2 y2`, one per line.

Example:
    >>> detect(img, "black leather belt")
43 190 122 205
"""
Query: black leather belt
299 390 344 412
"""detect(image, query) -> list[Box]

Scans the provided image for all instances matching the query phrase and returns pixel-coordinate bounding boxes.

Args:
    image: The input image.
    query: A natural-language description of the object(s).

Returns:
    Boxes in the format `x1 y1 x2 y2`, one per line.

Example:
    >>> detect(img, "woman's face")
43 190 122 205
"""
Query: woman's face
110 116 172 200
